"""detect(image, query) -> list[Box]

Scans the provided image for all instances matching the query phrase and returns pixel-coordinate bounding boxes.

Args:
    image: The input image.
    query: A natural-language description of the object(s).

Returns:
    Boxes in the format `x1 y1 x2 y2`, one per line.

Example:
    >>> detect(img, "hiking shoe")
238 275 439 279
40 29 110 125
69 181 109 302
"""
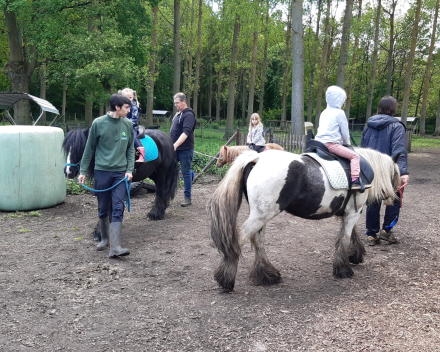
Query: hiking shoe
379 230 397 244
181 198 191 207
367 235 380 246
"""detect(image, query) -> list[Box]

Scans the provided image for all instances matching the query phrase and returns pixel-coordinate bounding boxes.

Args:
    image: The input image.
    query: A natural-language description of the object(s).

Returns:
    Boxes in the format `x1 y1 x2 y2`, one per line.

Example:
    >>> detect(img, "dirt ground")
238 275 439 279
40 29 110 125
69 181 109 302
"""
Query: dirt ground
1 148 440 352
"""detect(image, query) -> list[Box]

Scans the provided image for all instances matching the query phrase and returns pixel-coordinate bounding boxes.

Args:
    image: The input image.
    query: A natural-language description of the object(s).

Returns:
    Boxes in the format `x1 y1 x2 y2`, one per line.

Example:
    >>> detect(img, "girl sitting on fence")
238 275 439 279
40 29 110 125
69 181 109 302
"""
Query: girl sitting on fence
119 88 145 163
247 113 266 153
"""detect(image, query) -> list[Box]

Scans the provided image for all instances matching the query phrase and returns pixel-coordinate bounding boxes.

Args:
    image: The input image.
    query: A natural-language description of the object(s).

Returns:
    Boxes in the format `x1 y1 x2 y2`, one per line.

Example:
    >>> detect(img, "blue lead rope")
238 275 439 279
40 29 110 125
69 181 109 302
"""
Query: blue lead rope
80 177 132 212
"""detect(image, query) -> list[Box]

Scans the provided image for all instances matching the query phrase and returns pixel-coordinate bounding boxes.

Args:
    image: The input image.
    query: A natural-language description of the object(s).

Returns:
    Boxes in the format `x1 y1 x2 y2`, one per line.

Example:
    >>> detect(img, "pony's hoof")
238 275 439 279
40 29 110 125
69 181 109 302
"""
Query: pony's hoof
214 271 235 293
147 210 164 220
348 253 364 265
333 266 354 278
93 232 101 242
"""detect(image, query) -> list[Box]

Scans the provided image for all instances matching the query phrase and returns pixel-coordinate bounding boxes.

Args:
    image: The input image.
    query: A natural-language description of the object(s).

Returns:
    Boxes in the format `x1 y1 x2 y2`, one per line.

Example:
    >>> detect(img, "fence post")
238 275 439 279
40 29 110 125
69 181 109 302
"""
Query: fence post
406 130 413 152
236 128 240 145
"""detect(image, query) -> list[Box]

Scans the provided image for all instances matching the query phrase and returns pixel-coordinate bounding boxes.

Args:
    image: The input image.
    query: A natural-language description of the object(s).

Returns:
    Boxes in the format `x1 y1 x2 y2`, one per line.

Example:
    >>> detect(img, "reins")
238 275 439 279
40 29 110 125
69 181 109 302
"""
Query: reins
398 182 408 208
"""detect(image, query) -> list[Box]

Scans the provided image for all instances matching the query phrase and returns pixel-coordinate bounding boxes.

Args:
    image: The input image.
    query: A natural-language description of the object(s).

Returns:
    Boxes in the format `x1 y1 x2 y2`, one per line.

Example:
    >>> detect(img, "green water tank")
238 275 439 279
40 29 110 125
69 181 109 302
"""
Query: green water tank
0 126 66 211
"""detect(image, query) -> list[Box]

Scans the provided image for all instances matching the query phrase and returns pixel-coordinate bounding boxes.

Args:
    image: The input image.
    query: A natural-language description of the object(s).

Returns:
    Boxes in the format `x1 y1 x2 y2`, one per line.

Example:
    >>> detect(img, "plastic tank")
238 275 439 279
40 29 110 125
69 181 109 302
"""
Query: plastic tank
0 126 66 211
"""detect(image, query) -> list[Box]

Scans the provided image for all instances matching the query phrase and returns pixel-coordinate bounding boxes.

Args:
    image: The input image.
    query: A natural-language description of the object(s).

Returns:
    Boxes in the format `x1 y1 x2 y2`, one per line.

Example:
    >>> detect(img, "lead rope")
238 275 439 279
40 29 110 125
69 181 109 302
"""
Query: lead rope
80 177 132 212
398 182 408 208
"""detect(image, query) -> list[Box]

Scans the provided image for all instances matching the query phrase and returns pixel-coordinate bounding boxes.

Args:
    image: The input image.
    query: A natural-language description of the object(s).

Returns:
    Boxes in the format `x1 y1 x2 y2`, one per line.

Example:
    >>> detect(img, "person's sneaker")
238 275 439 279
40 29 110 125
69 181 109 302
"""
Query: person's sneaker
367 235 380 246
181 198 191 207
379 229 397 243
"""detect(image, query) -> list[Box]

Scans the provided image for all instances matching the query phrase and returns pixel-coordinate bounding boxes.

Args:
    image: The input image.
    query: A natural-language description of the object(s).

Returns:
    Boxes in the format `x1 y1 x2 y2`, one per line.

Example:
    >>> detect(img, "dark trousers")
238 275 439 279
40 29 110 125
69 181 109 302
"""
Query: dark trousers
94 170 127 223
366 190 402 235
176 149 193 199
247 144 265 153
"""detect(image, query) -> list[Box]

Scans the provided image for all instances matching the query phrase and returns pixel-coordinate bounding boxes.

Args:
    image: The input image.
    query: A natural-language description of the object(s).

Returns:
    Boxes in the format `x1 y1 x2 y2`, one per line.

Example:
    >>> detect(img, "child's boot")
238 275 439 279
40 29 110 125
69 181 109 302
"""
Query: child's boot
136 147 145 163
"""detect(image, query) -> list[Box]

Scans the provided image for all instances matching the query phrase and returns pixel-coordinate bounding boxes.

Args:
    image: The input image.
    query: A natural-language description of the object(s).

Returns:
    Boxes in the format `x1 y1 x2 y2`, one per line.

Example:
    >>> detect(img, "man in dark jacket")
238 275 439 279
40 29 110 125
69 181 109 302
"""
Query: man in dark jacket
361 96 410 246
170 92 196 207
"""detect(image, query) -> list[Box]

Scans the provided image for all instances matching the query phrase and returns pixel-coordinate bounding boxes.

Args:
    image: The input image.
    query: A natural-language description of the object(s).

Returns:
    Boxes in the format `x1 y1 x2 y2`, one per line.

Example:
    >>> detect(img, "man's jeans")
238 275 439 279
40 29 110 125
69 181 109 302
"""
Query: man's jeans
176 149 194 199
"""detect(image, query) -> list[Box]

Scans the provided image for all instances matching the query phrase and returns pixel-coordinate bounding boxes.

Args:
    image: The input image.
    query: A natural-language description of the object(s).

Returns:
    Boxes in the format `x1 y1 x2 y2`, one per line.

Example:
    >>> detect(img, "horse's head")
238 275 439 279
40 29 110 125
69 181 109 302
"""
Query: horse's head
216 146 227 168
62 127 90 179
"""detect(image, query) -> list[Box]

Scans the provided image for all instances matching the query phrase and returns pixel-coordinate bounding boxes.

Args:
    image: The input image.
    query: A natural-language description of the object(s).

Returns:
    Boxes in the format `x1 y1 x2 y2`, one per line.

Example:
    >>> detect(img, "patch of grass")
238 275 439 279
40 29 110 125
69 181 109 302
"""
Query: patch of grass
3 212 24 219
17 226 31 233
74 237 84 241
28 211 41 217
411 135 440 149
71 226 79 230
53 235 59 238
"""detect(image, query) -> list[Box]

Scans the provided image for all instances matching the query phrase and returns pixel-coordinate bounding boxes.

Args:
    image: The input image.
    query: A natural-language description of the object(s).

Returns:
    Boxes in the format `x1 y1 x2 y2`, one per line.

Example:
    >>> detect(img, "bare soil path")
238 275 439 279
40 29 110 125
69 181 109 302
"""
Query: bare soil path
1 148 440 352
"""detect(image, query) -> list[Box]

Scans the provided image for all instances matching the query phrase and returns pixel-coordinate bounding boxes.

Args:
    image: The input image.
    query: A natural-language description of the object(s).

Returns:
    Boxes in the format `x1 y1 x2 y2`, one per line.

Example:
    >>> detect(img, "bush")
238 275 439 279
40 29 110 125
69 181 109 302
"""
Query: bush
212 123 219 130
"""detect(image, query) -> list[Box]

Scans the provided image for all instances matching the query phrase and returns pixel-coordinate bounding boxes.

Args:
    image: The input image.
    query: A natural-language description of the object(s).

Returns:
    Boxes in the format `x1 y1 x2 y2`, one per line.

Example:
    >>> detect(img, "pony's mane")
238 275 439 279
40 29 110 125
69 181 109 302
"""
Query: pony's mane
226 146 251 164
62 128 94 177
355 148 400 203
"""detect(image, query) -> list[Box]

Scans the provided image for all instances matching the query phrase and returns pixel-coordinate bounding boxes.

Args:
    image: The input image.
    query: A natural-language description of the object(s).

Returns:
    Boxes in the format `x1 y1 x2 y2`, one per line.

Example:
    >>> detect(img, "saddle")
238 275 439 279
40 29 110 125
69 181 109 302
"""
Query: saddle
304 140 374 190
135 125 159 163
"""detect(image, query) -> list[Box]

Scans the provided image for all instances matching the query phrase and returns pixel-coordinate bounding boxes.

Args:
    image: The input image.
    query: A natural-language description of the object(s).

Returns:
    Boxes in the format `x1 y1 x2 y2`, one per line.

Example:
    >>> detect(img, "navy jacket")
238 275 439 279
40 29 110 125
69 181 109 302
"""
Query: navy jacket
170 107 196 150
126 101 140 128
361 114 408 175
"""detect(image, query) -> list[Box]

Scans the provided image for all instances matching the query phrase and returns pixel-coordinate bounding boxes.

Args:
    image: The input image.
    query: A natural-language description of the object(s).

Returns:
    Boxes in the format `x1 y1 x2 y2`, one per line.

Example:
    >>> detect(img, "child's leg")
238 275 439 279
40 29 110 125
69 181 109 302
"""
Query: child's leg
133 128 141 149
325 143 360 179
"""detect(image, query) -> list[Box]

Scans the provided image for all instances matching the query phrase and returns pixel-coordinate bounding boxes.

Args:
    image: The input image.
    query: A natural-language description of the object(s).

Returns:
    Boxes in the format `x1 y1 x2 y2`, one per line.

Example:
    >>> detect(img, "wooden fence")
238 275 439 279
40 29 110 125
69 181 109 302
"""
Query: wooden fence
237 129 307 154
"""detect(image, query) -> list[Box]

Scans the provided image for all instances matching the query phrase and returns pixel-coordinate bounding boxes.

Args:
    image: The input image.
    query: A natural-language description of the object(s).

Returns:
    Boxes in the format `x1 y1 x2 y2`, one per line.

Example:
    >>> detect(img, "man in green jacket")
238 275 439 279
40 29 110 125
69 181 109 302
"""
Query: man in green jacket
78 94 135 257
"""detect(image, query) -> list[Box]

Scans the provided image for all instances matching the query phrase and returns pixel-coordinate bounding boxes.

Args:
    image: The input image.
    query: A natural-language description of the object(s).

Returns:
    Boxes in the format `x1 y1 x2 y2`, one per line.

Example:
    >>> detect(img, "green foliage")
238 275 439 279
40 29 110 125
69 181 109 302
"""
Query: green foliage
212 122 220 130
66 179 87 195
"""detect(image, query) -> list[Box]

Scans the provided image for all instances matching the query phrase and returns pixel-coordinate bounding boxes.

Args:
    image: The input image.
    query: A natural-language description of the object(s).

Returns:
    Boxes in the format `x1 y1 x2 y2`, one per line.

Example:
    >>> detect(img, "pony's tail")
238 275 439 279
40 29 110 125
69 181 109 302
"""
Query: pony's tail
207 151 260 291
161 154 179 204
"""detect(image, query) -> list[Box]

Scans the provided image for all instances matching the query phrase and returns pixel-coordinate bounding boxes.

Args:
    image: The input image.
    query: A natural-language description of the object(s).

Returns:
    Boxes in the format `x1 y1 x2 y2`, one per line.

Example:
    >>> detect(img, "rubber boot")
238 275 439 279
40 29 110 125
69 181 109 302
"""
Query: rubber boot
136 147 145 163
96 217 109 251
109 222 130 258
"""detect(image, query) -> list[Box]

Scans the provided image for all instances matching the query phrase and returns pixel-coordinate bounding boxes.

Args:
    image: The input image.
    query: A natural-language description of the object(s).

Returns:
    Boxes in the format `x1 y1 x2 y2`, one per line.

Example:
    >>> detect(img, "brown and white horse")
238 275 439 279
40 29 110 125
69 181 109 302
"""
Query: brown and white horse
216 143 284 167
207 148 401 292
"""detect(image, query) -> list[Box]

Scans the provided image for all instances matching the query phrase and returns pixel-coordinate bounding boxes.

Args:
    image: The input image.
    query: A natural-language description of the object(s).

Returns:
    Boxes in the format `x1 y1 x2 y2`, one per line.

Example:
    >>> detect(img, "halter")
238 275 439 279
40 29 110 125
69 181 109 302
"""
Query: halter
65 160 81 169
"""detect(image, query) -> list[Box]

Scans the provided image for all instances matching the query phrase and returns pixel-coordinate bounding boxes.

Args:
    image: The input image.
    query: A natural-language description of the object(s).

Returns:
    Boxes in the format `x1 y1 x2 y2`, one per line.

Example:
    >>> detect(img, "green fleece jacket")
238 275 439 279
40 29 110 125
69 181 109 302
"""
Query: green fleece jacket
80 114 135 175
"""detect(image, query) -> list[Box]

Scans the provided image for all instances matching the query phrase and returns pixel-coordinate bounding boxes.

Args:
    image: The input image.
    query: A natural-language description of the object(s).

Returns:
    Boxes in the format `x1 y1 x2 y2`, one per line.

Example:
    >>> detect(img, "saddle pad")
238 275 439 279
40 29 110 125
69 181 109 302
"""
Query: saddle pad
303 153 349 190
139 135 158 162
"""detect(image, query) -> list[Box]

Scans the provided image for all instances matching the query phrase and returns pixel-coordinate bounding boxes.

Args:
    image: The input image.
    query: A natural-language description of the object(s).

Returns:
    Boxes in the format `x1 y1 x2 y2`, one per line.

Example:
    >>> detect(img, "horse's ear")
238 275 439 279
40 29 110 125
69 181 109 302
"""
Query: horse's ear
392 153 401 164
66 125 70 133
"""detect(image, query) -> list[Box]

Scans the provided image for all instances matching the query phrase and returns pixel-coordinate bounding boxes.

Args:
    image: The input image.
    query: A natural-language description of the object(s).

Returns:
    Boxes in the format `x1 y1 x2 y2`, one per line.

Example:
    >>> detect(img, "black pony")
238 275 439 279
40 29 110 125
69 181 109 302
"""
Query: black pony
63 126 178 222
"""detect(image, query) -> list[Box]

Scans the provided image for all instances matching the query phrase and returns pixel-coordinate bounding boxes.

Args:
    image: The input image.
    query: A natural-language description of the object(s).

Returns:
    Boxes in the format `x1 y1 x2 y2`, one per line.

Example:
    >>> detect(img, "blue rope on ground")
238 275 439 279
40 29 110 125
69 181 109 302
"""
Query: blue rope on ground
80 177 131 212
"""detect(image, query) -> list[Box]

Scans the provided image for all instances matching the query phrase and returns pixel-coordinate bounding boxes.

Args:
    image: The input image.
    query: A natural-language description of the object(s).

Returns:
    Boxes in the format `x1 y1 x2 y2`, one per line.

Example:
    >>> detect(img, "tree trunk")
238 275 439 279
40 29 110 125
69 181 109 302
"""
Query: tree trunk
85 91 93 126
192 0 202 117
208 57 213 118
241 71 247 121
146 6 158 128
386 0 397 96
306 0 320 123
247 28 259 122
282 2 292 123
366 0 381 120
259 8 269 118
345 0 362 120
4 9 37 125
291 0 304 135
216 43 223 122
62 76 67 118
186 0 196 106
315 0 331 128
336 0 354 88
39 61 47 125
419 0 439 135
225 14 241 137
173 0 181 115
435 88 440 136
401 0 422 125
